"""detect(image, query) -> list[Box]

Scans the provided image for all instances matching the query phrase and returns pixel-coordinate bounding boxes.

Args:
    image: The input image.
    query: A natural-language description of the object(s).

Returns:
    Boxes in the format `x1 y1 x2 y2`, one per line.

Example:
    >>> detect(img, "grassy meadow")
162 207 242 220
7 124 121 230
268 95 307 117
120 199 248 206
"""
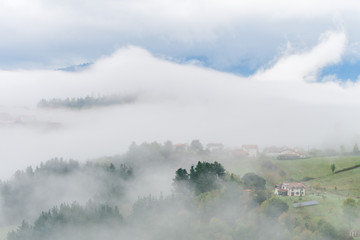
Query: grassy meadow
265 155 360 237
272 155 360 197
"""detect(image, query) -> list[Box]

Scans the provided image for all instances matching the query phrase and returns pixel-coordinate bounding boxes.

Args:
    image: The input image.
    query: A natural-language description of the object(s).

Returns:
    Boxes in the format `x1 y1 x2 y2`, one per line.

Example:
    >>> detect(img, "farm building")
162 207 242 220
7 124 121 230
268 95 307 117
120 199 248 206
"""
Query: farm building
274 182 306 196
242 144 259 158
206 143 224 152
277 148 307 160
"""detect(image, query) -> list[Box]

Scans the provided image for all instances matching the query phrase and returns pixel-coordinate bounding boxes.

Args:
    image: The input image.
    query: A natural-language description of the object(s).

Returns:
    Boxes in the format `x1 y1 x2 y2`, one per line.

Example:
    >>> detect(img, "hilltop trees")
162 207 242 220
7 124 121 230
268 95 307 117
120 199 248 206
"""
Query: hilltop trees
7 202 123 240
0 159 133 225
189 140 204 153
3 141 355 240
174 168 189 181
174 161 225 194
38 94 137 110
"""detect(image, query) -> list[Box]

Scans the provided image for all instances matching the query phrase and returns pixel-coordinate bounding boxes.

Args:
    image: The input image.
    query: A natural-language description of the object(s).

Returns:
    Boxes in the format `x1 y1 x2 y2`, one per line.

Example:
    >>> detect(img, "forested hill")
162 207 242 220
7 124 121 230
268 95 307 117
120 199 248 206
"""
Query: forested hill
0 158 132 225
37 94 137 110
0 141 355 240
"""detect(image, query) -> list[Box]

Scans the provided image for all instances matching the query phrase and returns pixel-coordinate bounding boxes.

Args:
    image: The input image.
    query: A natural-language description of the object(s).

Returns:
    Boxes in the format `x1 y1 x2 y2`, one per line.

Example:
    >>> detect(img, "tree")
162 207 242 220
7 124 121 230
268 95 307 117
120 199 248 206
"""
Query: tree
330 163 336 174
317 219 338 239
241 173 266 190
261 197 289 218
353 144 359 154
253 190 267 205
161 141 173 157
174 161 226 194
189 161 225 194
8 202 123 240
189 140 204 152
343 198 358 229
174 168 189 181
108 163 116 172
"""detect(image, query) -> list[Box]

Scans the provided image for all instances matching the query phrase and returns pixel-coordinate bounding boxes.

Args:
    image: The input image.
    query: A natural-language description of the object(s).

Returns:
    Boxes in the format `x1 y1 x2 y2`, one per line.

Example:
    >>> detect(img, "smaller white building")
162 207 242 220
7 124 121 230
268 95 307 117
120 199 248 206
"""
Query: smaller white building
277 149 307 160
242 145 259 158
206 143 224 152
274 182 306 196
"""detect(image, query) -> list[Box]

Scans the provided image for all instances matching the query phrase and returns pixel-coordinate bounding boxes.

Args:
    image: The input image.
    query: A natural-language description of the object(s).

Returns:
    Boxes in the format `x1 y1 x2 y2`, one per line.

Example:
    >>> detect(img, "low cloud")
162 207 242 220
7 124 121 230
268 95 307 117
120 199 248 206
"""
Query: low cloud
253 31 346 82
0 32 360 178
1 0 360 71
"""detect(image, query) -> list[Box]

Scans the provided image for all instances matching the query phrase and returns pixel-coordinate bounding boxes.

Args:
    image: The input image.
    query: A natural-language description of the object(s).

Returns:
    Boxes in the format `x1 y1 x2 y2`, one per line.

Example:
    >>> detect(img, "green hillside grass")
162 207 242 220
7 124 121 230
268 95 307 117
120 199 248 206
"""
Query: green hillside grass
309 167 360 197
268 155 360 235
222 158 258 177
271 155 360 197
272 156 360 181
281 193 350 228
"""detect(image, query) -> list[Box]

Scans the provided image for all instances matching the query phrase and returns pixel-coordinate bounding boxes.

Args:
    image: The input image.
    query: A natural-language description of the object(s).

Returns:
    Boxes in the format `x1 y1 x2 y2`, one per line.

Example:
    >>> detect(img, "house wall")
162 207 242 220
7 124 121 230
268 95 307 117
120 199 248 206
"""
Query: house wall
247 149 258 158
275 184 306 196
286 187 305 196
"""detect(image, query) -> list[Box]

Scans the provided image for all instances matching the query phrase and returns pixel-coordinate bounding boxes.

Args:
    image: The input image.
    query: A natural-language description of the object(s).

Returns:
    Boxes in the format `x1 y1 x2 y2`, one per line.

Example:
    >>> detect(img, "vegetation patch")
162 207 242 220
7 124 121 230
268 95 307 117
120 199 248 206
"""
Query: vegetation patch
38 94 137 110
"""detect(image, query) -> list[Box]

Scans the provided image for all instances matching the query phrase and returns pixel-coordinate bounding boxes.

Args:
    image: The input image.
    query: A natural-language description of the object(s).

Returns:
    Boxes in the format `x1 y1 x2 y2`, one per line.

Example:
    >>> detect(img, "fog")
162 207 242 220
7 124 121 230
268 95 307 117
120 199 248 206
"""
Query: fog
0 155 297 240
0 31 360 179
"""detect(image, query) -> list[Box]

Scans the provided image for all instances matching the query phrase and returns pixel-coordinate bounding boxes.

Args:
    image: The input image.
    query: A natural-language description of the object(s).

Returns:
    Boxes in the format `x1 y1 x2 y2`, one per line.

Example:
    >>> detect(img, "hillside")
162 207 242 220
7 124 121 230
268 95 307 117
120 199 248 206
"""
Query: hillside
268 156 360 237
273 156 360 181
272 156 360 197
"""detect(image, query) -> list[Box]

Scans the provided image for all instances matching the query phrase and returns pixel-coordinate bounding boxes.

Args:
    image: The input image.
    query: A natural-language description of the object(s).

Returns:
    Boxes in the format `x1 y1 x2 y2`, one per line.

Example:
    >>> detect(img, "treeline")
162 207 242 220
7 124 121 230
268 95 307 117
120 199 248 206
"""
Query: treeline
37 94 137 110
8 161 287 240
2 142 355 240
0 158 132 225
6 159 350 240
120 140 225 169
8 202 122 240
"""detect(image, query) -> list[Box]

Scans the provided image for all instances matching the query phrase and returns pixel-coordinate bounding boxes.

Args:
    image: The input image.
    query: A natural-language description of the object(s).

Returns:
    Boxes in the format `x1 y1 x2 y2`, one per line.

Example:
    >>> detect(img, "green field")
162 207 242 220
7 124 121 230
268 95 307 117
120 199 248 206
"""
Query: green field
222 157 258 177
263 155 360 237
272 155 360 197
273 156 360 179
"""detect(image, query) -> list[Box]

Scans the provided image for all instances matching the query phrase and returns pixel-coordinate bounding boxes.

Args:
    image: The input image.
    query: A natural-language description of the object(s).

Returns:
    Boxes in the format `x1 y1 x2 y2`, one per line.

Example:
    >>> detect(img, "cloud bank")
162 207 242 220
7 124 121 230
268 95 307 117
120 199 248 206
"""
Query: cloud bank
1 0 360 73
0 31 360 179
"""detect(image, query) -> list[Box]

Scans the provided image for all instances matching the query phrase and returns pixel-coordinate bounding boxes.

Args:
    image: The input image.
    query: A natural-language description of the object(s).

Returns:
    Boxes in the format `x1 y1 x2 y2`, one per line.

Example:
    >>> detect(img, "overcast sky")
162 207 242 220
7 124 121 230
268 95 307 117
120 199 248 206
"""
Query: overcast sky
1 0 360 79
1 0 360 178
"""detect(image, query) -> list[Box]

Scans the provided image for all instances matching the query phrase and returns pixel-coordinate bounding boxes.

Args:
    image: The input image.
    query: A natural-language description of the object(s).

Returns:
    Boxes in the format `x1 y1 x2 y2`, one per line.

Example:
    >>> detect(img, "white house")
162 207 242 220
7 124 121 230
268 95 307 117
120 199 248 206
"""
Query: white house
242 145 259 158
274 182 306 196
206 143 224 152
277 149 307 160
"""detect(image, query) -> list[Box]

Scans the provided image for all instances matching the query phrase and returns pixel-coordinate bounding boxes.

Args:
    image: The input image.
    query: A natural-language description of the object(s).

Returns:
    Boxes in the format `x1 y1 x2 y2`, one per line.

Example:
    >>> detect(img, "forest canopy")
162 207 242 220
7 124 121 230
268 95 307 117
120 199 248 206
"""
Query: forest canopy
0 141 354 240
37 94 137 110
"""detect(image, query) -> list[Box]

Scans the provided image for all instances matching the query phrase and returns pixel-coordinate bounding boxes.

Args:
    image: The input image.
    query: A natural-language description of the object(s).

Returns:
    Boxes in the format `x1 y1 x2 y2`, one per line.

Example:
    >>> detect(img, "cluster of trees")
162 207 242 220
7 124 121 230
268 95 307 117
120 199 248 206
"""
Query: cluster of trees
7 202 122 240
0 158 132 225
174 161 225 194
2 142 357 240
37 94 137 110
5 157 293 240
121 140 223 171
